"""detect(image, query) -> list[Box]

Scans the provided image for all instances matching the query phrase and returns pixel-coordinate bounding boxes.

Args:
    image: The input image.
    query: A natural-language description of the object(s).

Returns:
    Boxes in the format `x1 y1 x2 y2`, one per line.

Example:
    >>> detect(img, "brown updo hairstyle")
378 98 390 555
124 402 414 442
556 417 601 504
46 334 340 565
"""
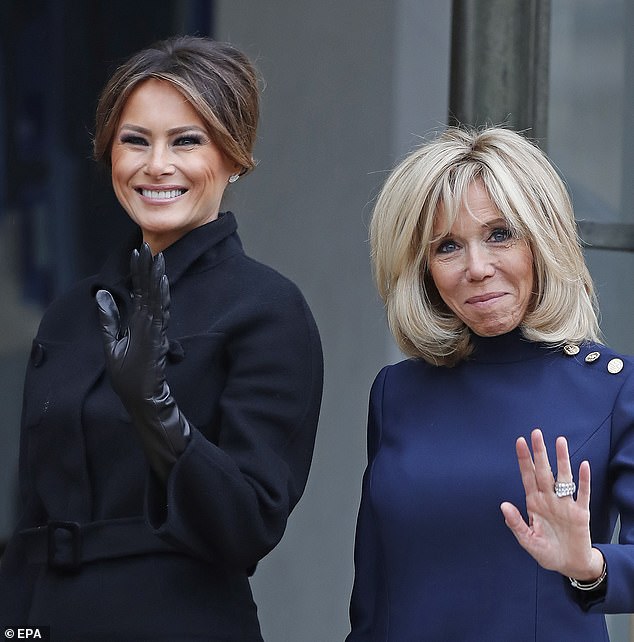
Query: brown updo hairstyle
93 35 260 174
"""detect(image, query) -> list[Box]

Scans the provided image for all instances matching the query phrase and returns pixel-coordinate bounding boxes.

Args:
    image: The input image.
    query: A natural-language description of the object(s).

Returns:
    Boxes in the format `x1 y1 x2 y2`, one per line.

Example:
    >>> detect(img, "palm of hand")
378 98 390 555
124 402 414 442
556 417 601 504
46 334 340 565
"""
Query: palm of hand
500 429 596 579
96 243 170 408
519 472 593 575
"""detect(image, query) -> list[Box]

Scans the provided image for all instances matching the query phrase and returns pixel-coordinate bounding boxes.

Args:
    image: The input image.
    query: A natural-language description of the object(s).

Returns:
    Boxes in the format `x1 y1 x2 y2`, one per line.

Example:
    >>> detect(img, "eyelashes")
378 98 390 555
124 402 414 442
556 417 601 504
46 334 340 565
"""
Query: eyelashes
120 134 147 146
433 227 515 255
489 227 513 243
117 133 208 147
173 134 204 146
436 239 458 254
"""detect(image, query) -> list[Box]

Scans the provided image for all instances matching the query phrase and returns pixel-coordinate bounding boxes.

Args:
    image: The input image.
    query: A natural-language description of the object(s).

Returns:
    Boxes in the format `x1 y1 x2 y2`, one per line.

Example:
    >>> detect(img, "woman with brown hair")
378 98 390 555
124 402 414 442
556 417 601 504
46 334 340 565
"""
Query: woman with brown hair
0 36 323 640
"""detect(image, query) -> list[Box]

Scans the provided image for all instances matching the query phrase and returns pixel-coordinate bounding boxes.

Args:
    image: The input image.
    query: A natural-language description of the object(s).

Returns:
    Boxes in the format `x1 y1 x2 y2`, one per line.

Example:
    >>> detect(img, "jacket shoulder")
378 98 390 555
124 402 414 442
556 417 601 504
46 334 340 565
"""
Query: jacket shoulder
564 342 634 383
208 253 317 328
229 253 307 298
370 358 433 401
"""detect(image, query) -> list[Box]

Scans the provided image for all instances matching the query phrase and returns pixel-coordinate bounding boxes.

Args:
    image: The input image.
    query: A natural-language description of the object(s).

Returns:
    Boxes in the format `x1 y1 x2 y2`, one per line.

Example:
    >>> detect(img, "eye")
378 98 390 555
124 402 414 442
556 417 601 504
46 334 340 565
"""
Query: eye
120 134 148 146
489 227 513 243
435 239 459 254
174 134 204 147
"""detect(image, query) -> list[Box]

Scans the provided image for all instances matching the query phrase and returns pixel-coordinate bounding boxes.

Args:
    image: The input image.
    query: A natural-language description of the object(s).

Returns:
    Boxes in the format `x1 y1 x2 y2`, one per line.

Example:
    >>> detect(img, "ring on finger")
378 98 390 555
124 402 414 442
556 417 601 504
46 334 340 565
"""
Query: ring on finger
554 480 576 498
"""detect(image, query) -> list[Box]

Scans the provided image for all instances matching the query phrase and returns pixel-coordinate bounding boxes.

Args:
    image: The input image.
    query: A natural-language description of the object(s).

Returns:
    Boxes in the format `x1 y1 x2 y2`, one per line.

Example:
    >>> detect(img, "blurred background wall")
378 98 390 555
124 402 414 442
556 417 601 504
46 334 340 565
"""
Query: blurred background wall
0 1 632 640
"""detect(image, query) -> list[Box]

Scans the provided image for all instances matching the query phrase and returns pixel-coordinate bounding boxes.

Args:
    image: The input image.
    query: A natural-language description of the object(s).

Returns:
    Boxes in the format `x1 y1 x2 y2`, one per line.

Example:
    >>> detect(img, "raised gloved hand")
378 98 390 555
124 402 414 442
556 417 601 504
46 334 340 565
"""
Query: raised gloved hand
96 242 191 482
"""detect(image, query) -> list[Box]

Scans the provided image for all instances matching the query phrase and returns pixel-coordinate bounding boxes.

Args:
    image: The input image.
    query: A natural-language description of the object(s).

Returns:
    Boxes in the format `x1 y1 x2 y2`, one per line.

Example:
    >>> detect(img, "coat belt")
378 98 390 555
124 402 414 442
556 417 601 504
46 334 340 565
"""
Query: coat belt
20 516 176 571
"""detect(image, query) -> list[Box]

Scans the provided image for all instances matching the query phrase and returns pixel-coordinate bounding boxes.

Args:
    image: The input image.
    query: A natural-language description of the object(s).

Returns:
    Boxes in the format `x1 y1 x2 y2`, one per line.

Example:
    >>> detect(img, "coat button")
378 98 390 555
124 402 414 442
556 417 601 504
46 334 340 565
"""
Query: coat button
607 358 624 374
563 344 580 356
167 340 185 363
585 351 600 363
30 341 46 367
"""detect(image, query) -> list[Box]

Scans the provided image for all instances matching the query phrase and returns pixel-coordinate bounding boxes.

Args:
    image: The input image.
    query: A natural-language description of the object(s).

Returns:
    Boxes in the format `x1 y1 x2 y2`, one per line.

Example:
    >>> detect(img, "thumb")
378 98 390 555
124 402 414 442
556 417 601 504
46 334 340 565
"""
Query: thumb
500 501 531 541
96 289 121 347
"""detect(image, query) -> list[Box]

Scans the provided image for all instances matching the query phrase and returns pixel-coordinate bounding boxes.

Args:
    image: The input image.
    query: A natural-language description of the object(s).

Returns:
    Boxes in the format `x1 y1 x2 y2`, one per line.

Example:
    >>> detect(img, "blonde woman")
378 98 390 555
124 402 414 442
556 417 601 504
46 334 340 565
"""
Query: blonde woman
347 126 634 641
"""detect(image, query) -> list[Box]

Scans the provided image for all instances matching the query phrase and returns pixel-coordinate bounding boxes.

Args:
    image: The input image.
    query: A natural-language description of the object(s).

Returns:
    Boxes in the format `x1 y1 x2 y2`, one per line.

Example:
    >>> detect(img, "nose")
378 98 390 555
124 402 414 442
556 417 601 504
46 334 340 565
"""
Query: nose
464 245 495 281
144 146 175 176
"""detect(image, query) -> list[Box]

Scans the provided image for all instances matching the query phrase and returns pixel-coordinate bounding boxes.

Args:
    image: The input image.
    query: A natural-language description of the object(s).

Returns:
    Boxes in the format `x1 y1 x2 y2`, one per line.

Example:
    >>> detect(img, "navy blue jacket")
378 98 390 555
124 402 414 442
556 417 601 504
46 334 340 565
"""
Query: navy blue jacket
0 212 323 640
348 330 634 641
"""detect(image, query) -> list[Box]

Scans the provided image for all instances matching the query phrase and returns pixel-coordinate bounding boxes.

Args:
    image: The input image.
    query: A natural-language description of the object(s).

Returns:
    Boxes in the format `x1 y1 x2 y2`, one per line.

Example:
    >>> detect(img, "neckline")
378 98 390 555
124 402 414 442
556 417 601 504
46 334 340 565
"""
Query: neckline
97 211 239 287
468 328 555 364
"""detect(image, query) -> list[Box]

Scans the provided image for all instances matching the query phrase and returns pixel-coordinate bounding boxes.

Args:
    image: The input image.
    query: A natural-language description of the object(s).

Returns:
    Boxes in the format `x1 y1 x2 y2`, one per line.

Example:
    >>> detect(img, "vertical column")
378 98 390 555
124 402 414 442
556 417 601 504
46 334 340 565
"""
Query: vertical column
621 0 634 224
449 0 551 142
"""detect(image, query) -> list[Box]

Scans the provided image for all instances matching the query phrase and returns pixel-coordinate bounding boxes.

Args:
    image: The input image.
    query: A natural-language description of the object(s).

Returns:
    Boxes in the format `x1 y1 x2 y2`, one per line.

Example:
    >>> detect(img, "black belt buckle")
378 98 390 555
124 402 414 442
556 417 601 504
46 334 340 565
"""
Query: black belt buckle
47 521 82 572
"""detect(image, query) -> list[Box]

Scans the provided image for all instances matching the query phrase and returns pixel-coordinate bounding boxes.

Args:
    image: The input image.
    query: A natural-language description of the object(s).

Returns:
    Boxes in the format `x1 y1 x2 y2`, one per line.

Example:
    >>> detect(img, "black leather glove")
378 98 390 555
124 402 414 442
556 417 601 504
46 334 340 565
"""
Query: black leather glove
96 243 191 482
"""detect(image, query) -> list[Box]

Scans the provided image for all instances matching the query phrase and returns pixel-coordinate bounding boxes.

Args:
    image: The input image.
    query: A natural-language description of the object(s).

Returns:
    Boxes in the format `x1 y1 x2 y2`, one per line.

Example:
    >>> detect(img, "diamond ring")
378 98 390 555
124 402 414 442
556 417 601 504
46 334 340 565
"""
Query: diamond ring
554 481 576 498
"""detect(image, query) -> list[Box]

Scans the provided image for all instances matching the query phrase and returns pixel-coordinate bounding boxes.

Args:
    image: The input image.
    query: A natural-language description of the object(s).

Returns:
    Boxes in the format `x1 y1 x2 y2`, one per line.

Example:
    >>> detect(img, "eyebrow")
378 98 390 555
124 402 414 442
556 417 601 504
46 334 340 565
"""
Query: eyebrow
118 124 207 136
481 217 508 228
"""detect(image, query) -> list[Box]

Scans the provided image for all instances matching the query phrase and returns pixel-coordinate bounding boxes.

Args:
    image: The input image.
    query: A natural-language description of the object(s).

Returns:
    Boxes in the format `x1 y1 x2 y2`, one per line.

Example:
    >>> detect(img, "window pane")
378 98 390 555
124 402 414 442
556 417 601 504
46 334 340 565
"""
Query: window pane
548 0 631 223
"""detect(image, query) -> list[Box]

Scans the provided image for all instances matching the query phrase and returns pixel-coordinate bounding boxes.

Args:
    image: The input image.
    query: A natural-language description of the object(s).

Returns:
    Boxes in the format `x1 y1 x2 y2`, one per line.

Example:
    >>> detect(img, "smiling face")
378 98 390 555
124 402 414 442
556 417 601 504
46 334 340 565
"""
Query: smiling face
110 78 237 253
428 180 535 337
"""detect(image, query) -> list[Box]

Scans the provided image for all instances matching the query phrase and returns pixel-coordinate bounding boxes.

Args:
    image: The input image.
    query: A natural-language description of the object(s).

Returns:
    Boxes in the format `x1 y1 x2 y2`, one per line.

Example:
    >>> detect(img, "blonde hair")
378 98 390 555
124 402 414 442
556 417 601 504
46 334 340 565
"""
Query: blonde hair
371 126 600 366
93 36 259 174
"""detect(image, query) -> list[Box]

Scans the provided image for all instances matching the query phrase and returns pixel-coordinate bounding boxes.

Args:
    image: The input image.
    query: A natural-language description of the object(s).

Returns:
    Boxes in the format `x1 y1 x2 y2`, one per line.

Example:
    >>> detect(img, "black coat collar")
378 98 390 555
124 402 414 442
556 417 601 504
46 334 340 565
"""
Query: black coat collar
94 212 241 293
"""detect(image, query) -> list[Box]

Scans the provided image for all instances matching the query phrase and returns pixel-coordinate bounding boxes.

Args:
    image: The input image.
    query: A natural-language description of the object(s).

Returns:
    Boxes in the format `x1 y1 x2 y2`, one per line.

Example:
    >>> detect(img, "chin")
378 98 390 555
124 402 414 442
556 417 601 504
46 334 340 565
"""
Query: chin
469 322 521 337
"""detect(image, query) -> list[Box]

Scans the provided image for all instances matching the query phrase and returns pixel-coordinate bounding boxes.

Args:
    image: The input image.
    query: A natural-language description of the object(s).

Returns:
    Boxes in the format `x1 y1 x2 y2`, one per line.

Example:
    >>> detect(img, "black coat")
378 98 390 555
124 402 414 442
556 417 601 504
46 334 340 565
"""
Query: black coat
0 212 323 640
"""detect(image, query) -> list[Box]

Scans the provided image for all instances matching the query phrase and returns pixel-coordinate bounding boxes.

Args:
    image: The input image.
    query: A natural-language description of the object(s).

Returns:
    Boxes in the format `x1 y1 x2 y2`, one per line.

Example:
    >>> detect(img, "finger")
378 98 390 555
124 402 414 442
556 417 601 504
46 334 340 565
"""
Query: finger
159 274 170 329
95 289 121 344
138 243 154 303
576 460 591 509
515 436 539 497
530 428 555 491
130 248 142 302
131 243 153 304
555 436 573 483
149 252 166 319
500 501 532 544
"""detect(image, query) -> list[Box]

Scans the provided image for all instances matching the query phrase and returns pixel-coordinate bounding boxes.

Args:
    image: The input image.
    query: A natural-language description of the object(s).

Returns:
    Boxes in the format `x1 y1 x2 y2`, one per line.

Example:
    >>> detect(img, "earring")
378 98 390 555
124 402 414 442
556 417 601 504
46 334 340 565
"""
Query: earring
228 174 240 184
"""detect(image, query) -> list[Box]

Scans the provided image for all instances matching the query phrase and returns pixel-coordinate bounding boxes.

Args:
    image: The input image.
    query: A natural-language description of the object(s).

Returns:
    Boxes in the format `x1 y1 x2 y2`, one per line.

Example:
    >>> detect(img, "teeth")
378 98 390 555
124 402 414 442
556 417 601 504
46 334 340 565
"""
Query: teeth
141 189 185 199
